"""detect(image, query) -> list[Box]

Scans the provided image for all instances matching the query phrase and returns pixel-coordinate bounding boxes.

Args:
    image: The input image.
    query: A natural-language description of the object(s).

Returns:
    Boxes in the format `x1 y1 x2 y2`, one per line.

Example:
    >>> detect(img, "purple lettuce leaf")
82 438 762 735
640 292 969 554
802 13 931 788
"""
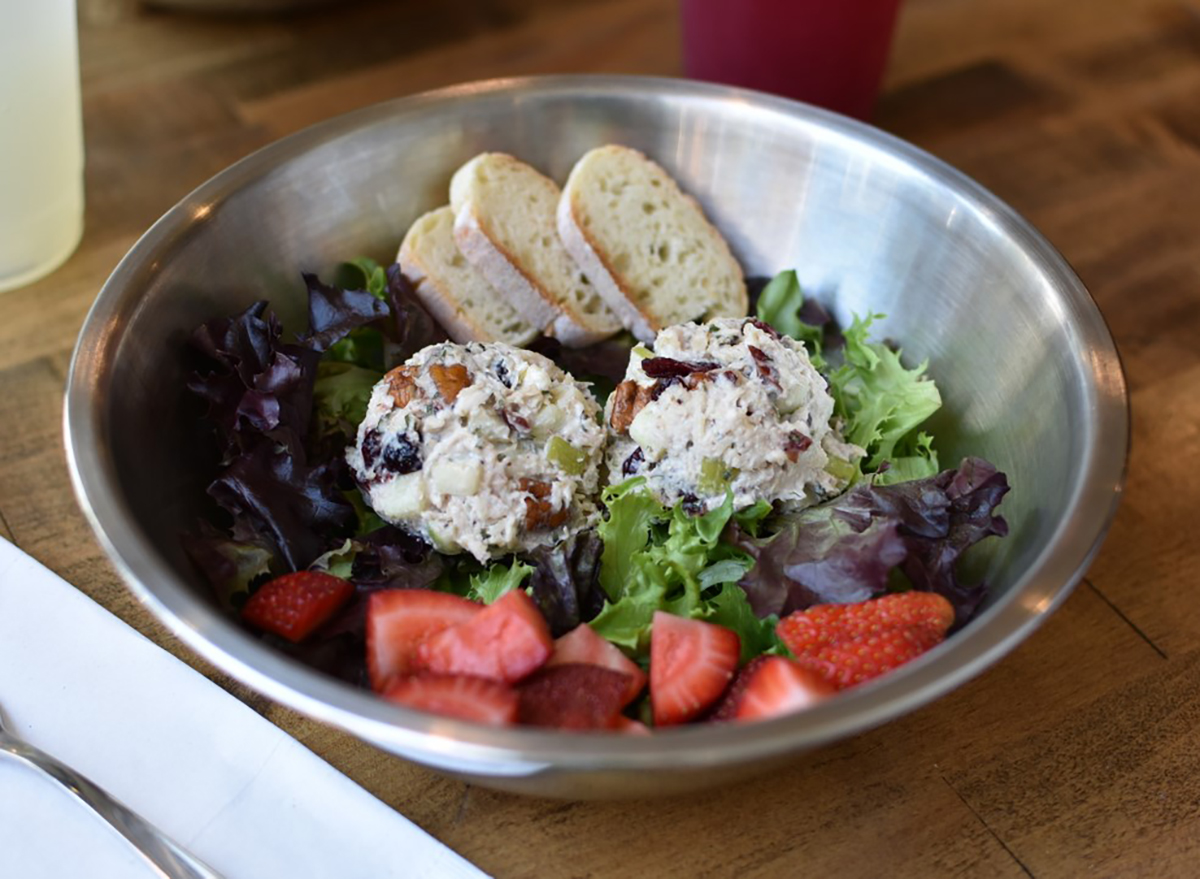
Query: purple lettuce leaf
180 520 274 611
314 527 447 649
728 457 1009 624
299 272 390 354
381 264 446 361
525 529 607 637
208 443 355 572
187 299 323 462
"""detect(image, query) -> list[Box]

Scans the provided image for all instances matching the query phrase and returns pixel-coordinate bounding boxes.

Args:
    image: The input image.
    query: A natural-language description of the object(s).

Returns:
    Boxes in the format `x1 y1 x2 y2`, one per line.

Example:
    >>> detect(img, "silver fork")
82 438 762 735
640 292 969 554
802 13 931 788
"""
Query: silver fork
0 702 223 879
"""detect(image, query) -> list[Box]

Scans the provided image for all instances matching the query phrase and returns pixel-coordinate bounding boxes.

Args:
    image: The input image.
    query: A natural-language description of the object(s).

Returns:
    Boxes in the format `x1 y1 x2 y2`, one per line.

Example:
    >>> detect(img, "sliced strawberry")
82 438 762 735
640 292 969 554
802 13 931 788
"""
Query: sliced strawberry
240 571 354 643
718 656 836 721
546 624 648 707
517 663 632 730
649 612 741 726
416 589 552 684
777 591 954 657
365 589 482 692
382 674 518 726
792 627 945 690
776 592 954 690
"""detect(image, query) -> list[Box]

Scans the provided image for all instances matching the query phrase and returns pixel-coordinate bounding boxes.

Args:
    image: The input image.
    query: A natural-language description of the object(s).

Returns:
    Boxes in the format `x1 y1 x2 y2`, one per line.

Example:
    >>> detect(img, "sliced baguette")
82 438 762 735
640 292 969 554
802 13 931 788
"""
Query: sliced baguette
557 145 748 342
449 153 623 347
397 206 538 347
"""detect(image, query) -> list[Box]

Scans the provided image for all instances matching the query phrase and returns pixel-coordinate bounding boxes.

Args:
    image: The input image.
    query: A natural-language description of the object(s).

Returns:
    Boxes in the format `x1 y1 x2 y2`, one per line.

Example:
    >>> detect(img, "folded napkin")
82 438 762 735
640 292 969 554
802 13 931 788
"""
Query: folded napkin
0 537 488 879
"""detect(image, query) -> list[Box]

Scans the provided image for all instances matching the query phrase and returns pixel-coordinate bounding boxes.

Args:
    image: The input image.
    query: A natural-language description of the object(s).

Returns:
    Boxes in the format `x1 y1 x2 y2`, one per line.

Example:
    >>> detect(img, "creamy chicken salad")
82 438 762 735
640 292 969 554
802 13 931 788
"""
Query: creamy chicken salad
347 342 605 563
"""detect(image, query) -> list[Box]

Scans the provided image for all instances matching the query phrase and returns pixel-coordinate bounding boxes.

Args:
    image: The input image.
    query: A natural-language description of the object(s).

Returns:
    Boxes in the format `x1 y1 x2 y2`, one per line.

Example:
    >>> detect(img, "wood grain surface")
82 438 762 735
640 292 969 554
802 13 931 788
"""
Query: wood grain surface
3 0 1198 875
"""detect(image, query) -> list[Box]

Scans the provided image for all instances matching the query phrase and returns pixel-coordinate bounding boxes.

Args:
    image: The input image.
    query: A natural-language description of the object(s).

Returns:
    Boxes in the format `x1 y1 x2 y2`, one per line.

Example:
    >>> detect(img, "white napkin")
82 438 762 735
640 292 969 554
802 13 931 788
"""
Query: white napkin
0 537 488 879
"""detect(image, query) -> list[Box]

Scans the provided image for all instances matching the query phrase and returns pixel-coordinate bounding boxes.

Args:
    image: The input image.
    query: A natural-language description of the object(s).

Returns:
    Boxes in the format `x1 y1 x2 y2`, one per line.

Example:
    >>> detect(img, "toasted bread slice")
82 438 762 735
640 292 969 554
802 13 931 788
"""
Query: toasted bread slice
397 206 538 347
557 145 748 342
450 153 623 347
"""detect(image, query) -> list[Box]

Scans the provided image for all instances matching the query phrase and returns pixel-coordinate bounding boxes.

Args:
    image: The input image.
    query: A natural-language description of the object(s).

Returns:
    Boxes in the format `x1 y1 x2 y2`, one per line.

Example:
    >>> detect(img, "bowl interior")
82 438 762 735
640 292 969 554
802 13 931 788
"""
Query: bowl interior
68 76 1126 794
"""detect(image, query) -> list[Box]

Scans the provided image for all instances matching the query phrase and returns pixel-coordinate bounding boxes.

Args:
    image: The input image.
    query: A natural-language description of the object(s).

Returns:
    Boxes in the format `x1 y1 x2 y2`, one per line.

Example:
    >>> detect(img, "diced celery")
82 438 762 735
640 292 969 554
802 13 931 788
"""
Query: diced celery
824 456 858 483
547 436 588 475
697 457 739 495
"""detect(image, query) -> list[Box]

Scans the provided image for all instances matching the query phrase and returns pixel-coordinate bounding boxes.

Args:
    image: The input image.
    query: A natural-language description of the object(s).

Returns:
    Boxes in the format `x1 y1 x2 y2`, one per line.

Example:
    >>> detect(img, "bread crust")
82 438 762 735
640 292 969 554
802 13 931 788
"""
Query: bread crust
556 191 658 342
451 206 562 334
556 145 747 341
450 153 621 347
398 206 538 347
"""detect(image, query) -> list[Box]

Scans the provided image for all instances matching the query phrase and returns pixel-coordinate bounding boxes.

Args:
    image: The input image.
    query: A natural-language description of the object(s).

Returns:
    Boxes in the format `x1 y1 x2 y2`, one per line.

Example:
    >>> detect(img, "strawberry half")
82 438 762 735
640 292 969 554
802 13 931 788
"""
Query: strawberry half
518 663 632 730
649 612 740 727
366 589 483 692
382 674 519 726
777 591 954 656
711 656 836 722
240 571 354 643
792 627 945 690
416 589 553 684
777 592 955 690
546 624 648 707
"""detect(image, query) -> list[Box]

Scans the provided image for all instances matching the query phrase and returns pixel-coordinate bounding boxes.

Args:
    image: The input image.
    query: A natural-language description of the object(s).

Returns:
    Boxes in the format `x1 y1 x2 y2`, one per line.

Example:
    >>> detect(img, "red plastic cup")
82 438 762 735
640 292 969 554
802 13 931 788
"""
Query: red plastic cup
680 0 904 120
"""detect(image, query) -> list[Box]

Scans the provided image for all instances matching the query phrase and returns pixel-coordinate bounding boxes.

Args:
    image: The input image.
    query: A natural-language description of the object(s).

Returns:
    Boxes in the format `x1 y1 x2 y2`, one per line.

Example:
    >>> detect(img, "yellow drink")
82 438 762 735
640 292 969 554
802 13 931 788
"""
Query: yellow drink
0 0 84 292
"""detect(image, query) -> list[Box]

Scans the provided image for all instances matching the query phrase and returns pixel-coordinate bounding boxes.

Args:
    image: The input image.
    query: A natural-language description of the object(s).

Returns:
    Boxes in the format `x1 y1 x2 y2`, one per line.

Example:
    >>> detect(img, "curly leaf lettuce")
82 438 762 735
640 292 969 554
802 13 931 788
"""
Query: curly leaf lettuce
829 314 942 479
591 481 784 660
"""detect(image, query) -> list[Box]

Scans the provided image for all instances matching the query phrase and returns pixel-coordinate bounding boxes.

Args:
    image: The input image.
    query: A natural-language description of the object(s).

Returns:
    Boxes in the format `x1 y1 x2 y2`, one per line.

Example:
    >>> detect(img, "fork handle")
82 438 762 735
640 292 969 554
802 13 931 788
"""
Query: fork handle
0 731 223 879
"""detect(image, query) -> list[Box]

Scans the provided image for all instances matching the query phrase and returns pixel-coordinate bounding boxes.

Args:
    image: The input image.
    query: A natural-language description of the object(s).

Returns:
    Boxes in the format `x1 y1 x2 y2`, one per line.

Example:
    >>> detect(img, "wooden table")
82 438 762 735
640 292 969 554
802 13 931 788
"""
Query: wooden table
3 0 1198 875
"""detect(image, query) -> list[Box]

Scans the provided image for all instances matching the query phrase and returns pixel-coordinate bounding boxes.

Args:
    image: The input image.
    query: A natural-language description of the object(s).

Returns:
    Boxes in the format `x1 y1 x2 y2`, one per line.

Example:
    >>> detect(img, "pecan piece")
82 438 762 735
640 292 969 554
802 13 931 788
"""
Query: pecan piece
429 363 471 404
519 478 569 530
384 366 419 408
608 380 653 433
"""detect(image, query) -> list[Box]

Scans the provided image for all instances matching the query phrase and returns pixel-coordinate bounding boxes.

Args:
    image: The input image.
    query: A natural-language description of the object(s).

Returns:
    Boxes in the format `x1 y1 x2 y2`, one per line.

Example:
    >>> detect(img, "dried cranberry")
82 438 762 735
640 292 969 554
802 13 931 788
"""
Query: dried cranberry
502 410 531 433
622 447 645 476
642 357 720 378
650 376 681 400
381 436 422 474
750 345 780 387
784 431 812 462
361 431 382 469
748 318 781 340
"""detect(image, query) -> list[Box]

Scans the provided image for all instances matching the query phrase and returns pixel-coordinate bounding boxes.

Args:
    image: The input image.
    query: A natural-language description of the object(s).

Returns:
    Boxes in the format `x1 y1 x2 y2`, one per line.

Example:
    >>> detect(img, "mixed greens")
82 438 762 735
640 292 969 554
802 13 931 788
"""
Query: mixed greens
183 263 1008 687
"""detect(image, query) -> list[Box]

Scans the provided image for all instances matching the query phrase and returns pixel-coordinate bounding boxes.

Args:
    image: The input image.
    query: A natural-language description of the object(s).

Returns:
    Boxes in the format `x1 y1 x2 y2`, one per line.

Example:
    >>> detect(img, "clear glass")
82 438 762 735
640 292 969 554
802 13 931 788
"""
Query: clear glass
0 0 85 293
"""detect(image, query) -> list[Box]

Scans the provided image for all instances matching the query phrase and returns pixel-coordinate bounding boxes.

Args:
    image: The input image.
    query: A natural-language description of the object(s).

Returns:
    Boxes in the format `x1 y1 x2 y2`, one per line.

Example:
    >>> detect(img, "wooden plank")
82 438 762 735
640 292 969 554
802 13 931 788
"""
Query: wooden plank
1085 363 1200 656
238 0 680 137
947 649 1200 876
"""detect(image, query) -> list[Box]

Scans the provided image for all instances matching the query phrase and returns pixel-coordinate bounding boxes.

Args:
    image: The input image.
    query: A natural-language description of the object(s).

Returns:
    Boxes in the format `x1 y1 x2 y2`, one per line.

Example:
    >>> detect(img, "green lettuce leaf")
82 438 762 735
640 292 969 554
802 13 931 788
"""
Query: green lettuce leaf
310 538 358 579
830 314 942 479
467 558 534 604
314 361 382 439
333 257 388 301
589 481 765 659
755 270 825 364
598 477 666 602
702 583 786 663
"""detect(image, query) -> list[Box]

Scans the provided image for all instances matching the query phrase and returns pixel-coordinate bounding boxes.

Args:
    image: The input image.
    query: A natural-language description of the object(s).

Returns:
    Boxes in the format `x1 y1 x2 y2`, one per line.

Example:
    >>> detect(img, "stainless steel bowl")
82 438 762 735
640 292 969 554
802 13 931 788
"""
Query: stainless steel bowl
65 75 1128 798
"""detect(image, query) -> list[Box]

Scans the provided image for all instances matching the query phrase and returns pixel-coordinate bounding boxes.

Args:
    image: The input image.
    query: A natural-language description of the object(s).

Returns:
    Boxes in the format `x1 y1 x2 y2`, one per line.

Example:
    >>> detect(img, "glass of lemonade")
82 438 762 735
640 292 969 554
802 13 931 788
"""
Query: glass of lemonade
0 0 85 293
